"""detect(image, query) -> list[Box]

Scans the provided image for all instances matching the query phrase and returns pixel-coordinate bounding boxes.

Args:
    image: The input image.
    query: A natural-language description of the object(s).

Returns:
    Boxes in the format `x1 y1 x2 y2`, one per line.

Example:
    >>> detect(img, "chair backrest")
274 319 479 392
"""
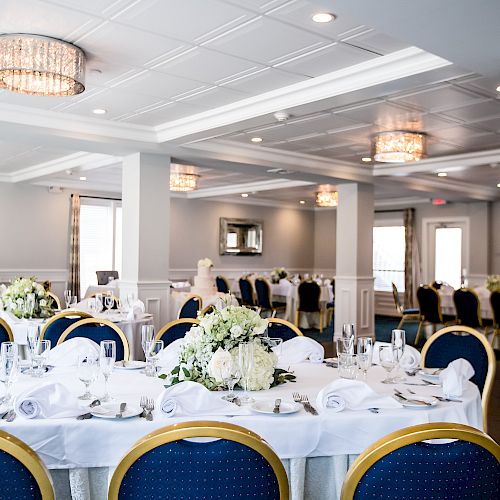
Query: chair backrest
391 282 403 315
201 304 215 316
341 422 500 500
40 311 93 345
96 270 119 285
239 278 256 307
453 288 482 327
297 280 321 312
0 318 14 344
58 318 130 361
267 318 303 341
155 318 200 347
109 421 289 500
416 285 442 323
0 430 55 500
46 291 61 310
215 275 230 294
421 325 495 431
491 290 500 328
255 278 273 309
177 295 202 319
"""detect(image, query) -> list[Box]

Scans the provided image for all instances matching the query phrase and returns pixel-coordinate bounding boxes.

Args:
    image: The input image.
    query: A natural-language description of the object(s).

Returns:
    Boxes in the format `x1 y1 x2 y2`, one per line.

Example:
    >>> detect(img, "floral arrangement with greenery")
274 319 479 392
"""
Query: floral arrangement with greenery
485 275 500 293
0 277 54 319
270 267 288 283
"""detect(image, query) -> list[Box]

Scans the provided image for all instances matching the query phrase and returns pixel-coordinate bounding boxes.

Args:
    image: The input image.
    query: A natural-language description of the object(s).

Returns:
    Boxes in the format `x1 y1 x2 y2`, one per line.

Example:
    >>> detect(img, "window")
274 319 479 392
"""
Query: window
373 226 405 292
434 227 462 289
80 199 122 297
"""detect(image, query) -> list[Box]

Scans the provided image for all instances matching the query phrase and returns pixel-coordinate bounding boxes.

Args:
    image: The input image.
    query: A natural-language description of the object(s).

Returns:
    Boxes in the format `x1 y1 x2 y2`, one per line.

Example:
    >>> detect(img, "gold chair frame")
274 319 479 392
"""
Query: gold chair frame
0 430 55 500
155 318 200 343
255 277 287 317
109 421 289 500
421 325 496 432
391 282 419 330
46 291 61 310
267 317 303 337
39 310 93 341
201 304 215 316
0 318 14 342
295 280 325 333
58 318 130 361
177 294 203 320
341 422 500 500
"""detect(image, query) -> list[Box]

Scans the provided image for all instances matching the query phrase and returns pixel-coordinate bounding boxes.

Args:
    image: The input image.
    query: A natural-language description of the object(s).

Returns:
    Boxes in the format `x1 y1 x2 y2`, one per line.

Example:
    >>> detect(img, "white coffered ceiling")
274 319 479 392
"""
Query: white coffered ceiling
0 0 499 206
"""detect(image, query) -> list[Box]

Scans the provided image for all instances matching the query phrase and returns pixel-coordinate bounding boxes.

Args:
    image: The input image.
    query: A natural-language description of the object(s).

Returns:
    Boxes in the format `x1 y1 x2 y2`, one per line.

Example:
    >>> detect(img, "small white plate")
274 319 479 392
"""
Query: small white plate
114 361 146 370
91 403 142 419
400 395 438 409
251 399 302 415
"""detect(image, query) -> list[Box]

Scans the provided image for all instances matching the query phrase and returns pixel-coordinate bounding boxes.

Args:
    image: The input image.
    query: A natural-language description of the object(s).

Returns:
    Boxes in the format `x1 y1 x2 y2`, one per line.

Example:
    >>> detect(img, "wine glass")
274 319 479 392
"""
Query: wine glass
26 293 36 318
95 293 103 314
68 296 77 309
262 337 283 365
357 338 373 380
64 289 72 309
341 324 355 354
391 329 406 382
77 353 99 400
141 325 155 361
238 342 254 405
27 324 41 375
1 342 19 404
104 294 114 313
88 298 97 314
32 340 51 377
144 339 163 377
221 357 240 402
379 346 396 384
99 340 116 402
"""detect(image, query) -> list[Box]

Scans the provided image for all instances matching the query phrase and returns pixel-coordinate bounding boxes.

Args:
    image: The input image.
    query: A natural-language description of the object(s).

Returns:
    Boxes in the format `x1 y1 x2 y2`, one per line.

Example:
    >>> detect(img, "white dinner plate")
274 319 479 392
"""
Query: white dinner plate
251 400 302 415
399 395 438 409
90 403 142 419
114 360 146 370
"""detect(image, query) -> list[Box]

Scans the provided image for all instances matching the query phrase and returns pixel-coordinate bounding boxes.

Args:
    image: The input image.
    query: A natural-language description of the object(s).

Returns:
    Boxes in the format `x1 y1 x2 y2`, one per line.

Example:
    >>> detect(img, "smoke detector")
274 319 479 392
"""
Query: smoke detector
274 111 290 122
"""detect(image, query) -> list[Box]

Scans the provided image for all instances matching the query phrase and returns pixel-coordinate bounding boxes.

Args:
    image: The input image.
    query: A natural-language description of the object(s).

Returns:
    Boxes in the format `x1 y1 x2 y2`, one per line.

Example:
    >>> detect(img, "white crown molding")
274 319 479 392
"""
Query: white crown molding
194 194 314 211
155 47 451 142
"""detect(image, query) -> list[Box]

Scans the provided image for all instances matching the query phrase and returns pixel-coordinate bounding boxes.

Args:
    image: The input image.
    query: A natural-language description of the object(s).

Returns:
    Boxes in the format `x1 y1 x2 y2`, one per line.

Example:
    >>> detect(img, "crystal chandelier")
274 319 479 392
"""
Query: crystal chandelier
0 34 85 96
315 191 338 207
170 172 200 192
372 131 426 163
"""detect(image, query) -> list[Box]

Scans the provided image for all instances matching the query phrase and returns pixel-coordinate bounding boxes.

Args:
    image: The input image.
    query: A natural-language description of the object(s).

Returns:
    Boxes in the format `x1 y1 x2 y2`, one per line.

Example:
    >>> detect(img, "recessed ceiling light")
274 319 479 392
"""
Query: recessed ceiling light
241 193 249 198
312 12 336 23
496 85 500 92
79 176 87 181
251 137 262 143
361 157 371 162
497 182 500 188
65 169 72 175
299 200 306 205
437 172 448 177
93 108 107 115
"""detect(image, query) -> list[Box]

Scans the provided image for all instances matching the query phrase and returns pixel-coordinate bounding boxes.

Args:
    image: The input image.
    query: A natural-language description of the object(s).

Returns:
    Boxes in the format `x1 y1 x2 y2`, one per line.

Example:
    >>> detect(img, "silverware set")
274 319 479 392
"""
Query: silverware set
292 393 318 415
1 409 16 422
393 389 432 406
140 396 154 421
406 388 461 403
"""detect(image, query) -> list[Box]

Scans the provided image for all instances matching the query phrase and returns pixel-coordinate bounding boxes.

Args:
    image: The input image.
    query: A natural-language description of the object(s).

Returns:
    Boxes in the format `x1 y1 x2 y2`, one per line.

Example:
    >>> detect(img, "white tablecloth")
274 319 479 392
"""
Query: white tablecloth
0 361 481 499
439 286 492 320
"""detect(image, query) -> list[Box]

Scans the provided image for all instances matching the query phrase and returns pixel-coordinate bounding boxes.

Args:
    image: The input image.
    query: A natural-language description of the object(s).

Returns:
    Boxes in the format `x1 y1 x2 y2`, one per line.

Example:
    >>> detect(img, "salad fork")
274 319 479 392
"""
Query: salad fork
292 393 318 415
140 396 148 418
145 398 155 421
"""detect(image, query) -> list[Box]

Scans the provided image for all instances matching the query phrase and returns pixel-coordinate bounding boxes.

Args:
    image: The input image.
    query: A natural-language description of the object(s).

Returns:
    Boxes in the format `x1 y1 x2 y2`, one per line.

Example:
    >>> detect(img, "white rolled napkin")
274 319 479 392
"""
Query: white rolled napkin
156 381 247 418
46 338 100 367
156 338 184 374
316 379 402 413
126 300 145 320
439 358 475 398
372 341 421 370
279 336 324 364
14 383 85 419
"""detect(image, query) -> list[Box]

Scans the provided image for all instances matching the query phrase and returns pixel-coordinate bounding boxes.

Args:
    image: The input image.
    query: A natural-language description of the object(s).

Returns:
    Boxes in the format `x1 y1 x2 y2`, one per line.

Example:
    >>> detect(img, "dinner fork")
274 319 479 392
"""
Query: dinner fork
145 398 155 421
140 396 147 418
292 393 318 415
407 388 461 403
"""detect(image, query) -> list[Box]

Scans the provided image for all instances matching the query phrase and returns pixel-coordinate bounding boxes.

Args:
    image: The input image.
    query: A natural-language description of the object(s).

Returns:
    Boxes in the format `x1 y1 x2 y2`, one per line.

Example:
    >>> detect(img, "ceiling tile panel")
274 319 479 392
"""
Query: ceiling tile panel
342 30 409 55
176 86 249 108
439 100 500 122
335 101 418 128
121 101 205 126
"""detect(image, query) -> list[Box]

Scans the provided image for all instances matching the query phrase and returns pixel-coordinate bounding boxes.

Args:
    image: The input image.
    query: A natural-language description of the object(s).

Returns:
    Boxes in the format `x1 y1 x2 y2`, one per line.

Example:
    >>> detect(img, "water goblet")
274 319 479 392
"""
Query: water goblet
77 353 99 400
144 339 163 377
222 358 240 402
32 340 51 378
88 298 97 314
1 342 19 404
95 293 104 314
104 293 114 313
141 325 155 360
27 324 41 375
238 342 254 405
26 293 36 318
68 296 77 309
391 329 406 382
99 340 116 402
64 289 72 309
379 346 396 384
341 324 355 354
357 337 373 380
262 337 283 365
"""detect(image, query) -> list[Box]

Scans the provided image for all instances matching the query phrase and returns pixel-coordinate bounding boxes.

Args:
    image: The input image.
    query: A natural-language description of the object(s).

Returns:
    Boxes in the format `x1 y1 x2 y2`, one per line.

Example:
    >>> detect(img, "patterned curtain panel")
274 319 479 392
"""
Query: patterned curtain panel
68 194 81 301
404 208 421 308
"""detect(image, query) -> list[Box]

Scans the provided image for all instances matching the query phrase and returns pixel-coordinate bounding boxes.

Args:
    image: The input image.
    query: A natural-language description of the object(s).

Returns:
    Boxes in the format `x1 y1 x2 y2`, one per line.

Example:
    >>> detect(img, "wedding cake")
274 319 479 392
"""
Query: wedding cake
191 258 216 297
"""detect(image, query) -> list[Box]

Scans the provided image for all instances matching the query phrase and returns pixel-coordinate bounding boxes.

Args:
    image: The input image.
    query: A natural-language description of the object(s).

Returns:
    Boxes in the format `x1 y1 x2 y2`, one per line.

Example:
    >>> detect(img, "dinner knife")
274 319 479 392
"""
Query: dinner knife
116 402 127 418
273 398 281 414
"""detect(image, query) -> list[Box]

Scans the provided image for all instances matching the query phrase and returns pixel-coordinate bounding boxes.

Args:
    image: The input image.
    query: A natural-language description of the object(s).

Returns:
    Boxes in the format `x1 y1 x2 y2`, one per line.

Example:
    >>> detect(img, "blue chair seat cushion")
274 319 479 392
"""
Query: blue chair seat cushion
402 307 419 314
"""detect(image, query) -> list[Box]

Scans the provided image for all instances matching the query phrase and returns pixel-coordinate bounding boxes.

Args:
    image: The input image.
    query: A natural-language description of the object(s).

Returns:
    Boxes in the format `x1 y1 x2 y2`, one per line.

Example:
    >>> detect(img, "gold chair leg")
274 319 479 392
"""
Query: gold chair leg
415 321 423 346
397 316 405 330
319 312 323 333
295 311 300 328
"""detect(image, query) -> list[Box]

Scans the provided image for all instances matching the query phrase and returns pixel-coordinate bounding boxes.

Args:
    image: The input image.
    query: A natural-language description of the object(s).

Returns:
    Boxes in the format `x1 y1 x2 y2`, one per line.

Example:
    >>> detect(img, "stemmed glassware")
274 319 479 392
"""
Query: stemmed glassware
88 298 97 315
144 339 163 377
27 324 41 375
336 323 355 356
68 296 77 309
262 337 283 366
238 342 254 405
1 342 19 405
379 345 396 384
104 293 114 314
141 325 155 361
99 340 116 402
391 329 406 382
95 293 104 314
25 293 36 318
77 353 99 400
221 357 240 402
64 289 72 309
357 338 373 380
32 340 51 377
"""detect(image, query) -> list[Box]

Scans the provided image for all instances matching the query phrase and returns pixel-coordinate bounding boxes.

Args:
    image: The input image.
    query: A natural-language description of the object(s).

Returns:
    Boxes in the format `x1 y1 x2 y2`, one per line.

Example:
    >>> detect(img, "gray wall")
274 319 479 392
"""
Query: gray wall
491 201 500 273
313 208 336 273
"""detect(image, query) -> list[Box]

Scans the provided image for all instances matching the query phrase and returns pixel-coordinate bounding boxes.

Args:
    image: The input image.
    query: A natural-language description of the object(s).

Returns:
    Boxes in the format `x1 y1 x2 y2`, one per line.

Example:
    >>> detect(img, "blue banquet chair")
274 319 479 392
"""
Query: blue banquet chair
421 325 496 432
155 318 200 347
108 421 289 500
0 318 14 345
0 430 55 500
340 422 500 500
267 318 303 341
177 295 202 319
215 275 230 294
296 280 324 333
58 318 130 361
39 311 93 345
392 282 419 330
490 290 499 347
453 287 488 332
255 278 287 317
239 277 257 308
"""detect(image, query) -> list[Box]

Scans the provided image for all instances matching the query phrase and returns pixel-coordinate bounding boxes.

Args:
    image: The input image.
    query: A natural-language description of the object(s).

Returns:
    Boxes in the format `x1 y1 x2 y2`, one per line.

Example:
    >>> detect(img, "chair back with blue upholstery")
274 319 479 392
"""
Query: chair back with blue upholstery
40 311 93 345
267 318 303 341
0 430 55 500
155 318 200 347
491 290 500 329
255 278 273 309
0 318 14 345
421 325 495 432
340 422 500 500
297 280 321 313
215 275 230 294
96 270 119 285
239 278 256 307
416 285 442 323
453 288 483 328
58 318 130 361
177 295 202 319
109 421 289 500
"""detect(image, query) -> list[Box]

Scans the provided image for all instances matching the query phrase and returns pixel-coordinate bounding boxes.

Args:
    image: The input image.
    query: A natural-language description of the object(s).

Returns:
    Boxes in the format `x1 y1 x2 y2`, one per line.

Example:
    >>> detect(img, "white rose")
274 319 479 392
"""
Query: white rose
230 325 243 338
207 348 233 383
39 299 47 307
184 326 202 346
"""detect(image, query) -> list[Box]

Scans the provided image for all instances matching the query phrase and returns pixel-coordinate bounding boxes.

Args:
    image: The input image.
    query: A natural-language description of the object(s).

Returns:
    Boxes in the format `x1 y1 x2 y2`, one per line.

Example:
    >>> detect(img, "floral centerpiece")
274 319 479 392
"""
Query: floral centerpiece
271 267 288 283
0 277 54 319
198 257 213 268
485 275 500 293
161 305 294 390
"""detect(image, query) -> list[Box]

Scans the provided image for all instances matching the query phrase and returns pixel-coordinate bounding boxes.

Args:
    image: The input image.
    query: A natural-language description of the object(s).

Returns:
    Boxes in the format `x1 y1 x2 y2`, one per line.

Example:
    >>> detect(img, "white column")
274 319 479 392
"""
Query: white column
334 182 374 339
120 153 171 329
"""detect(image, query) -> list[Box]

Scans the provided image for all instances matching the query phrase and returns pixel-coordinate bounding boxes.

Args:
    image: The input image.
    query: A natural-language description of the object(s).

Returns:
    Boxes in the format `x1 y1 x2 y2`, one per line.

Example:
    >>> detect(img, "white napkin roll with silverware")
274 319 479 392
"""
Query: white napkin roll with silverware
46 338 100 367
156 381 248 418
156 339 184 374
14 383 85 419
126 299 145 320
439 358 475 397
372 341 421 370
278 336 324 364
316 379 402 413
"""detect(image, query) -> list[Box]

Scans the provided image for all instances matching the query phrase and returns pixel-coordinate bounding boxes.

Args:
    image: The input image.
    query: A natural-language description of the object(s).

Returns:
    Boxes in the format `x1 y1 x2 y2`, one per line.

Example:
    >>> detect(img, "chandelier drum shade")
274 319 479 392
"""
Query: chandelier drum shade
372 131 426 163
316 191 338 207
0 34 86 96
170 172 200 192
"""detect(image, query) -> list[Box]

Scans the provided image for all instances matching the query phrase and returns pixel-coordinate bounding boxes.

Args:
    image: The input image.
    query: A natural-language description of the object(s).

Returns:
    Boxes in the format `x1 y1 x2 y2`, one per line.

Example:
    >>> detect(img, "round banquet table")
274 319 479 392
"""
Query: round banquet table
0 361 482 500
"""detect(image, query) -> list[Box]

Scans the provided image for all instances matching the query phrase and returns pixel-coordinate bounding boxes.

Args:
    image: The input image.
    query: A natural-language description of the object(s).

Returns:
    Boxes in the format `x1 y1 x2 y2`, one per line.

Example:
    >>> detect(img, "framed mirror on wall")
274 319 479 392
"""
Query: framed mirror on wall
219 218 263 255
